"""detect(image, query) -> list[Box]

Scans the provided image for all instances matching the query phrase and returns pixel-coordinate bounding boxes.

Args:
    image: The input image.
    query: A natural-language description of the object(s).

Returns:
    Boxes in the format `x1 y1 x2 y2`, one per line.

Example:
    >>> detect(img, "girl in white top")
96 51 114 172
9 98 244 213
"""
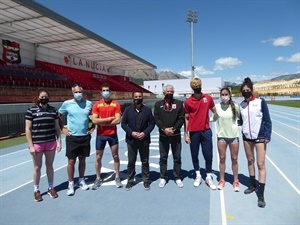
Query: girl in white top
211 87 240 191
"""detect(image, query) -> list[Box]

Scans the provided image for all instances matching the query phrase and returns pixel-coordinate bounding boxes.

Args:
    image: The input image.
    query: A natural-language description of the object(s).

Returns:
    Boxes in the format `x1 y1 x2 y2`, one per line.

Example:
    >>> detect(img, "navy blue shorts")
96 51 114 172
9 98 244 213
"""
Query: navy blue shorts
96 134 118 150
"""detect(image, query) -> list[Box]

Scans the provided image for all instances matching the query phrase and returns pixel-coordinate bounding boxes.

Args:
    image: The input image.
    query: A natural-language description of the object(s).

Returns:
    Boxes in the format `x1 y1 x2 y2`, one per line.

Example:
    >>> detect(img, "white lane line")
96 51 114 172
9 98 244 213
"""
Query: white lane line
273 130 300 148
266 155 300 195
0 160 32 172
0 164 67 197
272 119 300 131
271 113 299 122
213 122 227 225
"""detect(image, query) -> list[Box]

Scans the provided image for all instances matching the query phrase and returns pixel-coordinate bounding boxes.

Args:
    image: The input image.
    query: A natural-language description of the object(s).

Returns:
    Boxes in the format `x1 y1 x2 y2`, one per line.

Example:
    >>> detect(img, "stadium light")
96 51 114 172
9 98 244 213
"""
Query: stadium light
186 10 198 79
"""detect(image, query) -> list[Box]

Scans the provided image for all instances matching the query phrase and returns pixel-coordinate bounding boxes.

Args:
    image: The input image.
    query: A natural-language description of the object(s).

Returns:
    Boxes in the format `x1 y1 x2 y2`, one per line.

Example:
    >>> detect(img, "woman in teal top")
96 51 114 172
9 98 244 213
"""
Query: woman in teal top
211 87 240 191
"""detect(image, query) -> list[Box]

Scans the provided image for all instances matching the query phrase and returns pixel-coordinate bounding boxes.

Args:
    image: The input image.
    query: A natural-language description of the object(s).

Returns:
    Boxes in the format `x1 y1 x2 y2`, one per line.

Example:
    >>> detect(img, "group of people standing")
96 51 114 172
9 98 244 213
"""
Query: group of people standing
25 76 272 208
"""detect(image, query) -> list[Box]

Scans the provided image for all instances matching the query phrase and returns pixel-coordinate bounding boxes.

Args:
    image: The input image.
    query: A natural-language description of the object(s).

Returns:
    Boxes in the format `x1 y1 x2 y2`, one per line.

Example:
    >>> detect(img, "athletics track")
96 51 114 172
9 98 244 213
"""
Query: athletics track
0 103 299 225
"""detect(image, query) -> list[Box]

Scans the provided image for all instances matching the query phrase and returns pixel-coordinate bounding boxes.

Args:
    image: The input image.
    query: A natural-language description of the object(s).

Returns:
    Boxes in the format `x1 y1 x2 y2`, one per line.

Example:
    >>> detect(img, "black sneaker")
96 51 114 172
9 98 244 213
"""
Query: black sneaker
125 182 133 191
144 181 150 191
244 185 256 194
258 195 266 208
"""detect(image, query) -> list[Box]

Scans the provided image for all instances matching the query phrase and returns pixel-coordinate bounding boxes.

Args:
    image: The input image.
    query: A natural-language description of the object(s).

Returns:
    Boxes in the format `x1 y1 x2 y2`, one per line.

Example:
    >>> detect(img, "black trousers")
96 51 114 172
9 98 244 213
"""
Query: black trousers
159 135 182 180
127 141 150 183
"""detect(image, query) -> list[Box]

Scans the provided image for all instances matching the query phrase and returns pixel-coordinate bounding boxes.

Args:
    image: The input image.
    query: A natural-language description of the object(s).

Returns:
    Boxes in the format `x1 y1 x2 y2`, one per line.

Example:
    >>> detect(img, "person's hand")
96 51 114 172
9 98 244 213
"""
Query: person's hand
185 134 191 144
62 127 71 136
88 127 95 134
164 128 174 136
56 141 62 152
29 146 36 155
265 139 270 144
137 132 145 140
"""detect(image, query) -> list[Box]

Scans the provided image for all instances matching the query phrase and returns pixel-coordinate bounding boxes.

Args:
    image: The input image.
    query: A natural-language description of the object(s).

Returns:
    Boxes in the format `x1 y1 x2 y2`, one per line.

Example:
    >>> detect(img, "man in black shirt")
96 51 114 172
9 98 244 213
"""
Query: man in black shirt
154 85 185 188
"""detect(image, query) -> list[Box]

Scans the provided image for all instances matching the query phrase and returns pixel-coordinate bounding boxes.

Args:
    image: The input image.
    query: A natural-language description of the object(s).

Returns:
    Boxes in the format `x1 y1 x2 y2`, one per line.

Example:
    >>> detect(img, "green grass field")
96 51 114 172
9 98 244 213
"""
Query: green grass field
266 100 300 108
0 99 299 149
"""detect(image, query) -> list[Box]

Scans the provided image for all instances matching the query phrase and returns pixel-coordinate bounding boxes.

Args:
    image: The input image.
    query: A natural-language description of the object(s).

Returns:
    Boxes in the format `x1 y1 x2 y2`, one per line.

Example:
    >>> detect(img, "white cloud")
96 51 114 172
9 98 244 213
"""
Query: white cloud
272 36 293 47
213 57 242 71
179 65 214 78
276 52 300 62
262 36 293 47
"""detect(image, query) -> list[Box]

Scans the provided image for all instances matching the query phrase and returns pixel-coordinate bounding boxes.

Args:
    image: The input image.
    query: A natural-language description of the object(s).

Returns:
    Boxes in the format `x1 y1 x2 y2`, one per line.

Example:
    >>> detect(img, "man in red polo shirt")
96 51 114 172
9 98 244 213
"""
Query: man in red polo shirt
184 77 217 190
91 83 123 189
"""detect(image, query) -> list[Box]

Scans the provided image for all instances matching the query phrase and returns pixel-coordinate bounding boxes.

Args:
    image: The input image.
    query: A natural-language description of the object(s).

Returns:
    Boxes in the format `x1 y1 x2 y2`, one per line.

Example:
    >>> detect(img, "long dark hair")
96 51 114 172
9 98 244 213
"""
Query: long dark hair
34 89 50 105
240 77 253 92
220 87 237 120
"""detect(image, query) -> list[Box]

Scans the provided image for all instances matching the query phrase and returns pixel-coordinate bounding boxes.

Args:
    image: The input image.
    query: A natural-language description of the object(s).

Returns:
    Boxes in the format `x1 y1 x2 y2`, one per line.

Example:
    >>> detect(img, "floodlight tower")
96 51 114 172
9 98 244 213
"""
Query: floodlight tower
186 10 198 79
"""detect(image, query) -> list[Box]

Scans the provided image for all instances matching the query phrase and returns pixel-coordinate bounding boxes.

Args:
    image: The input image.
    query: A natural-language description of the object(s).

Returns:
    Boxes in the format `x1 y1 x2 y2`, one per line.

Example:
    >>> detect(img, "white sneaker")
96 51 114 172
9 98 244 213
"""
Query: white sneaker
159 178 166 188
205 176 217 190
67 184 74 196
78 180 89 191
193 176 202 187
175 179 184 188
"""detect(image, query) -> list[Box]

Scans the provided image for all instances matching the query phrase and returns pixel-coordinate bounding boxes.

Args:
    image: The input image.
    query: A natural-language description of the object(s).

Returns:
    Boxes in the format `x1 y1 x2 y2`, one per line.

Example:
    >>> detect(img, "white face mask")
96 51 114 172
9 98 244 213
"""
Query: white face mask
74 93 83 101
221 95 230 103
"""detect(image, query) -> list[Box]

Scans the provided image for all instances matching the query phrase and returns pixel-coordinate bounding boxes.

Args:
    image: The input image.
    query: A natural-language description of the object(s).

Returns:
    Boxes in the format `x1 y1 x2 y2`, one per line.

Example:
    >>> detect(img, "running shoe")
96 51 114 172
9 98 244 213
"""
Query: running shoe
244 185 256 194
125 182 133 191
47 188 58 198
34 191 43 202
78 179 89 190
92 179 103 190
217 180 225 190
67 184 74 196
193 176 202 187
233 180 240 192
205 176 217 190
175 179 184 188
258 195 266 208
144 181 150 191
159 178 167 188
115 177 123 188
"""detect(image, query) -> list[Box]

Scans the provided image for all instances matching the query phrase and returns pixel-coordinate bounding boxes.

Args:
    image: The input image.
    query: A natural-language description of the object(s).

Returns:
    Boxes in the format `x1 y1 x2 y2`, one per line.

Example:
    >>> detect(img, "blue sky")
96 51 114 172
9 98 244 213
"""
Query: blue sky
36 0 299 84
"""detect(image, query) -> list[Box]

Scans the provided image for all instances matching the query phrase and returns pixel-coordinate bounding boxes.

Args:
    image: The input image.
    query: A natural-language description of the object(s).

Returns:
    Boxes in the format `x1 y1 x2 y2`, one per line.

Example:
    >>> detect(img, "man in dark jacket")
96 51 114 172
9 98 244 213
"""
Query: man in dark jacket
154 85 185 188
121 91 155 191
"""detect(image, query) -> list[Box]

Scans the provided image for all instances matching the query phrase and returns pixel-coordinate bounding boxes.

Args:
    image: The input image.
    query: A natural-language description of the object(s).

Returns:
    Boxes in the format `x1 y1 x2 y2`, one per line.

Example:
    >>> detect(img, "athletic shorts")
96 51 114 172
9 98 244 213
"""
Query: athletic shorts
96 134 118 150
66 134 91 159
33 140 57 153
217 137 239 144
243 137 265 143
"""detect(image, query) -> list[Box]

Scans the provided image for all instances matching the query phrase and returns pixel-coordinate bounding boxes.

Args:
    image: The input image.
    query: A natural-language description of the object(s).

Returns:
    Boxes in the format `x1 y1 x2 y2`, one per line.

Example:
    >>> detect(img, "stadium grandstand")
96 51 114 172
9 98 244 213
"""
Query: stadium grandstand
0 0 157 104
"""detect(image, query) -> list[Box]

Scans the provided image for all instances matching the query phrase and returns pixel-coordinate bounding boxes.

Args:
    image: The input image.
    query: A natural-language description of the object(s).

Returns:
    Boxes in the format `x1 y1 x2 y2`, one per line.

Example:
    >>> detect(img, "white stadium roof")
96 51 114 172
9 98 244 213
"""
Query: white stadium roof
0 0 156 71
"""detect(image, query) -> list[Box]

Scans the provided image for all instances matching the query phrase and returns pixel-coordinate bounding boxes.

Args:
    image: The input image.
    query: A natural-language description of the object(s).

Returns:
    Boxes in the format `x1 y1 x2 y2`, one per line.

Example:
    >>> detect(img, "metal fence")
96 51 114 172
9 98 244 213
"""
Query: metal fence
0 113 26 138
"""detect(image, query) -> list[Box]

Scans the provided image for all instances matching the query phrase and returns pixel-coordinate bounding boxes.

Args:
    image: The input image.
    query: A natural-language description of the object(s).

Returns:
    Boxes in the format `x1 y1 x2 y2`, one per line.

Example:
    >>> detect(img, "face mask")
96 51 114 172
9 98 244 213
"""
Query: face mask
134 99 143 105
102 91 110 99
164 93 173 100
221 96 229 103
194 88 201 94
74 93 83 101
242 91 252 99
39 98 49 105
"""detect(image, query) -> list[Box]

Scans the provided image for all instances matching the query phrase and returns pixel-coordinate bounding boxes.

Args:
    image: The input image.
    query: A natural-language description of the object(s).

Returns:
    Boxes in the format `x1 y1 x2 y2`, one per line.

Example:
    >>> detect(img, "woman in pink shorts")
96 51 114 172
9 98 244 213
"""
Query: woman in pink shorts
25 89 62 202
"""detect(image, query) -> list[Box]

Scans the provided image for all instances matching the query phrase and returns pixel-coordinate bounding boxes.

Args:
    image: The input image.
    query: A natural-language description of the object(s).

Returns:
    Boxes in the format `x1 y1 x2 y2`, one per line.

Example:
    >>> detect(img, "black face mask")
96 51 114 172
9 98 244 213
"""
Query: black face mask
164 94 173 100
134 99 143 105
194 88 201 94
242 91 252 99
39 98 49 105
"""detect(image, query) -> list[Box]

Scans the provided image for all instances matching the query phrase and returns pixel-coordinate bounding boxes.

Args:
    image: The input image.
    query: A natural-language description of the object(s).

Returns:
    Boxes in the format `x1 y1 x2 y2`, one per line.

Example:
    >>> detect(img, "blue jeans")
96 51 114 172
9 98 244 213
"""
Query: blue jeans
189 129 213 173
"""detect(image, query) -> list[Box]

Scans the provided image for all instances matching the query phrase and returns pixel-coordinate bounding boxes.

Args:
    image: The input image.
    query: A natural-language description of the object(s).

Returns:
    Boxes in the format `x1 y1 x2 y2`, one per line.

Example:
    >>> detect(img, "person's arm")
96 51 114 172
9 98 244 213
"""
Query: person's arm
25 119 35 154
92 113 115 125
172 101 185 131
184 113 191 144
110 113 121 125
54 118 62 152
261 98 272 142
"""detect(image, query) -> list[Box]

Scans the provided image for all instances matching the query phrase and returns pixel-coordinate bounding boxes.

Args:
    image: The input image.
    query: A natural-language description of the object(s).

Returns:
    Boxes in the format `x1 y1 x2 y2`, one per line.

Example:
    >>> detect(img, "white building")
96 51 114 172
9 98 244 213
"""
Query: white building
144 77 224 97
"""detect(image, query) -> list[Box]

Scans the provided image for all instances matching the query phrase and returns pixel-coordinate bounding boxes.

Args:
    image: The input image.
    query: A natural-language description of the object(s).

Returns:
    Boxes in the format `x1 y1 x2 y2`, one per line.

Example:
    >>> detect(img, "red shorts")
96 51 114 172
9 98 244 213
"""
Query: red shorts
33 140 57 153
